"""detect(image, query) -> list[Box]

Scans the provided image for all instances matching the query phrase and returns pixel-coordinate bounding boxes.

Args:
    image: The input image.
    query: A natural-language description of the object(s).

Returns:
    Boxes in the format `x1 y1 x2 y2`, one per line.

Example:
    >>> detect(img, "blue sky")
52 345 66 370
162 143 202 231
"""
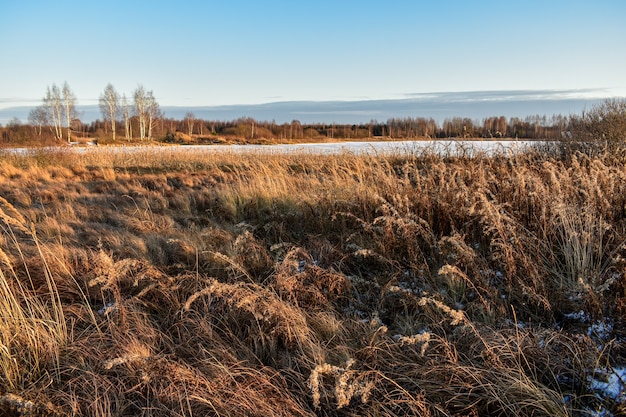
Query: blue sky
1 0 625 114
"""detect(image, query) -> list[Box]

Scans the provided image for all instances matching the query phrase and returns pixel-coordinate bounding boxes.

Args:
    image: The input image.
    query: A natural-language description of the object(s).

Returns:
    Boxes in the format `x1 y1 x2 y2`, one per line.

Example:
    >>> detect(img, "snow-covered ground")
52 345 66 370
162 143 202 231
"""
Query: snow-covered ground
560 312 625 416
100 140 542 156
586 367 625 416
589 367 625 404
266 139 540 155
2 140 541 157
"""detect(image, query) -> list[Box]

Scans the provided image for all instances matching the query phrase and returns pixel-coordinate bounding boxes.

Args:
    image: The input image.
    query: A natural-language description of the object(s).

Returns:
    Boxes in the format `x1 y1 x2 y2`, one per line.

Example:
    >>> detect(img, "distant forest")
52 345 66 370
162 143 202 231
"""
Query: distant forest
0 82 590 145
0 111 573 146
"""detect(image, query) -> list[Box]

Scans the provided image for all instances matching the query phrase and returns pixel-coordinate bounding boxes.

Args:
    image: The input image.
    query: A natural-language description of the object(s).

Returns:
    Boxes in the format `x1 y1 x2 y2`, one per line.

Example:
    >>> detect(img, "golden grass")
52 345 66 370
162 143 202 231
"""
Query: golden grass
0 203 67 395
0 146 624 415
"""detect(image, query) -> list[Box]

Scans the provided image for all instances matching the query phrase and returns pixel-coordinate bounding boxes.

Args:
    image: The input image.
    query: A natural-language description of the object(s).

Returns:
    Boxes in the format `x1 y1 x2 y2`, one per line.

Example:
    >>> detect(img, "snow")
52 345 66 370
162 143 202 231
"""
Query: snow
562 310 590 322
588 367 626 402
586 367 626 416
19 140 541 157
97 301 117 316
588 320 614 341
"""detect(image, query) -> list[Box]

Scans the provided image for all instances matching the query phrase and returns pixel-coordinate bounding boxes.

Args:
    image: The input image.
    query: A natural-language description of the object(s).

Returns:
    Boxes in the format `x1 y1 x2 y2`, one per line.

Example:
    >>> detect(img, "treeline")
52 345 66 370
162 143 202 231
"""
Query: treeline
0 82 162 145
0 82 622 146
163 113 568 141
0 112 573 145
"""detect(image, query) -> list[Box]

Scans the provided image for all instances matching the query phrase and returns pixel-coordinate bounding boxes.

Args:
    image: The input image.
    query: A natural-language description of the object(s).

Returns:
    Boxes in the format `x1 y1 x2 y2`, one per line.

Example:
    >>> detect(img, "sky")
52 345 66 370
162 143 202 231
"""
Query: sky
1 0 625 122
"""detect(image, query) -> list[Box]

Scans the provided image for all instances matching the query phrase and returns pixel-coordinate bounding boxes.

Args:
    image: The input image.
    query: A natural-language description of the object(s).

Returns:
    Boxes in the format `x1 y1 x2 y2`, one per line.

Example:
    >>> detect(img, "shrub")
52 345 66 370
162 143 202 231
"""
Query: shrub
566 98 626 155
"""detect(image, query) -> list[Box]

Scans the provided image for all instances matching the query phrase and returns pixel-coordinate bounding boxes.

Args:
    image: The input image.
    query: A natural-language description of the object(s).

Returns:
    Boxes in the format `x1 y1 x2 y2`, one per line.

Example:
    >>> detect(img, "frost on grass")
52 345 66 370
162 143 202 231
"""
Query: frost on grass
309 359 375 409
417 296 466 326
0 393 59 416
392 331 431 355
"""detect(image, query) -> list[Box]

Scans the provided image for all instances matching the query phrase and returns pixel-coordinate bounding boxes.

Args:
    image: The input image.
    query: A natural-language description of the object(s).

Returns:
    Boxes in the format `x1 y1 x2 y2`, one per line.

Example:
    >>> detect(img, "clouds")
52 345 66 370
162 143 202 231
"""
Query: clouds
402 89 610 103
138 90 615 124
1 89 612 126
0 98 42 107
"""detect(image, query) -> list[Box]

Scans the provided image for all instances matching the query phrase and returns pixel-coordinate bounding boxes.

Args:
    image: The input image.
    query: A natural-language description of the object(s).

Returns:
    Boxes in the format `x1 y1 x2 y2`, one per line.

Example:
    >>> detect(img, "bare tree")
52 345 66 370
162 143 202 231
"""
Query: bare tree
184 112 195 137
122 94 132 141
28 105 49 137
132 86 162 141
62 82 78 142
495 116 507 138
43 84 64 141
146 90 161 140
133 85 149 140
99 83 120 141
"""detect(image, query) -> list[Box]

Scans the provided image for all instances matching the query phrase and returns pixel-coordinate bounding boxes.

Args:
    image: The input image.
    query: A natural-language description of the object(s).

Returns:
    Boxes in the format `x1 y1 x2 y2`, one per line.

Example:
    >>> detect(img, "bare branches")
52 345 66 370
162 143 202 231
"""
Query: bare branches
133 85 161 140
62 81 77 142
43 84 63 141
39 82 78 142
99 83 120 141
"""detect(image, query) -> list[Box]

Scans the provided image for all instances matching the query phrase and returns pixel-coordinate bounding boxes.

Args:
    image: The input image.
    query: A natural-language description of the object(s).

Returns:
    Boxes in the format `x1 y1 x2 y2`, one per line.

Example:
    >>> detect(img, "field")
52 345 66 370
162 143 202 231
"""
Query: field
0 145 624 416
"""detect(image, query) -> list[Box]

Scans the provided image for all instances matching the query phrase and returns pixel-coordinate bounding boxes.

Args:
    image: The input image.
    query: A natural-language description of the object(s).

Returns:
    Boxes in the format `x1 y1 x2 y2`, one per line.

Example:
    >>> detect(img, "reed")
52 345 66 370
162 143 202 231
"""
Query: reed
0 146 624 415
0 198 67 395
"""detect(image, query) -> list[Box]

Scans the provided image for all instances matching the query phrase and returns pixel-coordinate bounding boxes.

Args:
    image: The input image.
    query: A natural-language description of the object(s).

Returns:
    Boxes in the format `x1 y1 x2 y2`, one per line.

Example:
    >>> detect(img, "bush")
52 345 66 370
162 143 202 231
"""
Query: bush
566 98 626 155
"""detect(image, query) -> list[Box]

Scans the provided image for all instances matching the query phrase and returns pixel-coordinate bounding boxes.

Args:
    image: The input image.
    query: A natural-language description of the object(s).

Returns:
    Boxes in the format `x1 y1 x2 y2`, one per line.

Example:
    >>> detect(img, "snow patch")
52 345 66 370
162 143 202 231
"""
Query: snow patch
588 320 614 341
562 310 590 323
585 367 626 416
97 302 117 316
588 367 626 402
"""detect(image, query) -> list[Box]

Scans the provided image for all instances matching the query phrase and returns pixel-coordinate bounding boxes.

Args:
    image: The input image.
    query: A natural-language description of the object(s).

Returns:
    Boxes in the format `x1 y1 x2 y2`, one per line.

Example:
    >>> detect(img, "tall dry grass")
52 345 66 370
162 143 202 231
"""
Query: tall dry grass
0 146 624 415
0 197 68 417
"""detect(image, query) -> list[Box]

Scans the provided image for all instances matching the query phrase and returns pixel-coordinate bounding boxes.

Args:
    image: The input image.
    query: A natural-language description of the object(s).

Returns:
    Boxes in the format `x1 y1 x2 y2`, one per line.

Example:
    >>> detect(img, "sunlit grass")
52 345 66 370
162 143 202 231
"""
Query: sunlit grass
0 146 624 415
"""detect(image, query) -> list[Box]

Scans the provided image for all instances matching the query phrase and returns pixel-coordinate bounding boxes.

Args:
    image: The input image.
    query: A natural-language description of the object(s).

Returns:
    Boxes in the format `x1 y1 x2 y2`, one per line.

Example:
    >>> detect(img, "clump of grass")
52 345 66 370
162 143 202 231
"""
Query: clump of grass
182 276 321 366
549 203 614 292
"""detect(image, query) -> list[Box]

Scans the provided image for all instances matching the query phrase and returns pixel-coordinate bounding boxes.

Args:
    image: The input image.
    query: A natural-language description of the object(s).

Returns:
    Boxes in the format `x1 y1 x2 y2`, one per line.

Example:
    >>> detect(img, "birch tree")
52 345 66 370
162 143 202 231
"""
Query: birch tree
131 87 161 141
99 83 120 141
133 85 148 140
146 90 161 140
184 112 195 136
43 84 64 141
133 86 161 140
122 94 132 141
62 82 78 142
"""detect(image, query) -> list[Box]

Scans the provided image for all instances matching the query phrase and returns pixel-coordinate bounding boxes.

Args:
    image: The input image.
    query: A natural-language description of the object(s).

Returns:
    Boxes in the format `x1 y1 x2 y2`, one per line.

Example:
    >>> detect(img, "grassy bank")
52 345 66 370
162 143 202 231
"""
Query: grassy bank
0 146 624 416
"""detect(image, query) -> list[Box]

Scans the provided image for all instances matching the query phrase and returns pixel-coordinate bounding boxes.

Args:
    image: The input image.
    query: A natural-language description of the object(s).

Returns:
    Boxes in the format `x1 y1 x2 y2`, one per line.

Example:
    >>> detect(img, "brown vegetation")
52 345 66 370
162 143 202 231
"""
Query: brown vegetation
0 146 625 416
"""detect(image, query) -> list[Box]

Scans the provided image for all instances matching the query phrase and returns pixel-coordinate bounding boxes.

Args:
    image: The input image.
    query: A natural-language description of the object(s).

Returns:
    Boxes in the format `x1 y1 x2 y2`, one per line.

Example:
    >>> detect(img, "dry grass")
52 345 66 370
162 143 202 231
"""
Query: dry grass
0 146 625 415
